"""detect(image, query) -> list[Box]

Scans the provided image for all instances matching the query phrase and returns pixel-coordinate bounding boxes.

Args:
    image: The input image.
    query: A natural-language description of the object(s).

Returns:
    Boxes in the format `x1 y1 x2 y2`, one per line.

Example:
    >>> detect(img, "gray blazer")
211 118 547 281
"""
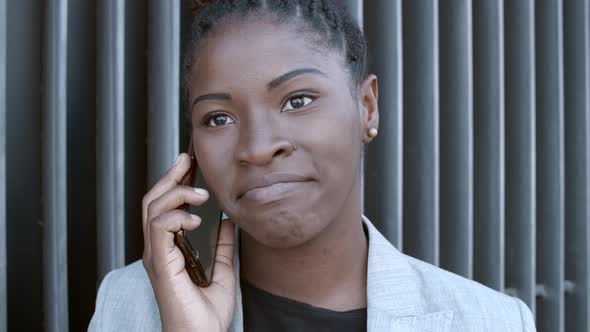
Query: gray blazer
88 216 536 331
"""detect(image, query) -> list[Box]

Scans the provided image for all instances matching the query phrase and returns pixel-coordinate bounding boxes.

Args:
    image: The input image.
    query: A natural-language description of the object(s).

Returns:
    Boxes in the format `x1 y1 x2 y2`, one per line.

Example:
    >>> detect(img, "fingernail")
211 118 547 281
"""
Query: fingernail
190 214 201 224
194 188 208 196
173 154 182 166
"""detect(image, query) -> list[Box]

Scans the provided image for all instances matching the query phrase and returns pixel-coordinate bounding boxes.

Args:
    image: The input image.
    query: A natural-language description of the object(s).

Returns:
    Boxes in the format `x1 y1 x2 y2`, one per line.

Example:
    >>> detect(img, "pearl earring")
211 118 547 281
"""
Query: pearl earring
368 128 378 138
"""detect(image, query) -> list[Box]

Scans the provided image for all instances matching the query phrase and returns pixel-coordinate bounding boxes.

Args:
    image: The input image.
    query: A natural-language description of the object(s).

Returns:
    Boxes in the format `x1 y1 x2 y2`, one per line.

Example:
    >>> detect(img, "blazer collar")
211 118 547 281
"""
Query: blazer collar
362 215 453 331
228 215 453 332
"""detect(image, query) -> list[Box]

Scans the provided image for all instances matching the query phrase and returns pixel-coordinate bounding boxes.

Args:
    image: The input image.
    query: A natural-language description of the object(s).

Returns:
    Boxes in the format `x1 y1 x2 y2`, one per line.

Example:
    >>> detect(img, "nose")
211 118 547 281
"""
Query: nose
235 116 295 166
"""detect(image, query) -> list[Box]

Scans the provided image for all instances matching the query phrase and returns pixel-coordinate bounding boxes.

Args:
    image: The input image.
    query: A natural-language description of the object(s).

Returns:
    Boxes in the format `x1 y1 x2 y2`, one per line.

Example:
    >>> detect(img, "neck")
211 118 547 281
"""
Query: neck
239 180 368 312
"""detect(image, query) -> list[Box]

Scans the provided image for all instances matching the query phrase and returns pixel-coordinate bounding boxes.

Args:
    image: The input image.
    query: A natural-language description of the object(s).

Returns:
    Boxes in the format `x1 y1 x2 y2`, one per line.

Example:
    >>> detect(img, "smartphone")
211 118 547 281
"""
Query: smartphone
174 141 224 287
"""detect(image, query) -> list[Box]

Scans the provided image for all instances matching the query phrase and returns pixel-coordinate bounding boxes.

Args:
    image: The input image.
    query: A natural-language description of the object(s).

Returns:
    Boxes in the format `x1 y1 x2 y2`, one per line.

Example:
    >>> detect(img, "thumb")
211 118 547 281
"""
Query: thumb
211 219 236 287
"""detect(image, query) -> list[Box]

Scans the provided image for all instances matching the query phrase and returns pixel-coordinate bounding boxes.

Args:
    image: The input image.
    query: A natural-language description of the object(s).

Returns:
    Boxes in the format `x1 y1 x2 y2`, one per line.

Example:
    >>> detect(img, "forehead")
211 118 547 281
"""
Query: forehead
189 17 347 92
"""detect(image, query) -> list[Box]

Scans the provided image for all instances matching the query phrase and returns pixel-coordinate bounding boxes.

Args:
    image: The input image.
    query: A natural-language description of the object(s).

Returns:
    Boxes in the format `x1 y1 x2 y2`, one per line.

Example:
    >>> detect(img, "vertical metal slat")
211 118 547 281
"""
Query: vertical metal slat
439 0 474 279
344 0 363 27
535 0 566 331
148 0 181 186
473 0 505 291
402 0 440 265
564 1 590 330
504 0 537 312
0 0 6 329
43 0 69 330
97 0 126 279
363 0 403 248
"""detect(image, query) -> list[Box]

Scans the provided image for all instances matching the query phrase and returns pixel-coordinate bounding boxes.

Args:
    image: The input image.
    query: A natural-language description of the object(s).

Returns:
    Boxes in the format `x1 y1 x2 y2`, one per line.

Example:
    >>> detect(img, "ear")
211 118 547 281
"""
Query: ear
359 74 379 143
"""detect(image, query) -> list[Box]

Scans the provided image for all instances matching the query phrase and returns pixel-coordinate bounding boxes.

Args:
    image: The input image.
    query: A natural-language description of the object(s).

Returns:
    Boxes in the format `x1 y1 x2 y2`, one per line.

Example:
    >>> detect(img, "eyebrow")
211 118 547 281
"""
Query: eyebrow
267 67 327 91
191 93 232 108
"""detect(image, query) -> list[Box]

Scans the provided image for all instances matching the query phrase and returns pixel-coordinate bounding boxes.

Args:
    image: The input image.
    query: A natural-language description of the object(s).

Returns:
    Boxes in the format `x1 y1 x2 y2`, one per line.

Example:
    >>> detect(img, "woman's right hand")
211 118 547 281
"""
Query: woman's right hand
141 153 236 332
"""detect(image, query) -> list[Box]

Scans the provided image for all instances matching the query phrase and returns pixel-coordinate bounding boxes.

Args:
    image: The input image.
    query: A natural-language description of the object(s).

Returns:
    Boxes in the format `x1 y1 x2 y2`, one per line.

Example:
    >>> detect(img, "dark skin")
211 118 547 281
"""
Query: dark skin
141 16 379 331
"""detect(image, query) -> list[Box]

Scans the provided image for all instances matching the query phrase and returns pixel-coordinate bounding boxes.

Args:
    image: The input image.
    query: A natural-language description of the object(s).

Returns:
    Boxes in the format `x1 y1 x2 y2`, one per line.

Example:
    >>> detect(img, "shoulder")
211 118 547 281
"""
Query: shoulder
404 255 536 331
88 260 162 332
363 216 536 331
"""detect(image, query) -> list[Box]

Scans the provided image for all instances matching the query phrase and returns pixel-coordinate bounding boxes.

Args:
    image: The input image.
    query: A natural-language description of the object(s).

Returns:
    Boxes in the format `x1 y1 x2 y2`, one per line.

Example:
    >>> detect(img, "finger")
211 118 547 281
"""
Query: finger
211 220 236 287
147 186 209 221
142 153 192 225
142 153 192 258
150 210 202 265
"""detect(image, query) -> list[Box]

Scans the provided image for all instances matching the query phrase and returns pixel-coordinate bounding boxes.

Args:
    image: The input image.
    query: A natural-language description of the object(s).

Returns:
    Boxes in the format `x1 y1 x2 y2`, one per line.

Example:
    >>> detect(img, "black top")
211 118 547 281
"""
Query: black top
241 279 367 332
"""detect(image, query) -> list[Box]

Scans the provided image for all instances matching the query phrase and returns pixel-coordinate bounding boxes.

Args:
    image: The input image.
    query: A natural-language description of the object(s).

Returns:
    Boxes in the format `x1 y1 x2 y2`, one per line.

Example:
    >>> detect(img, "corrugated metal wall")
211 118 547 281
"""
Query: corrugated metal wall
0 1 588 331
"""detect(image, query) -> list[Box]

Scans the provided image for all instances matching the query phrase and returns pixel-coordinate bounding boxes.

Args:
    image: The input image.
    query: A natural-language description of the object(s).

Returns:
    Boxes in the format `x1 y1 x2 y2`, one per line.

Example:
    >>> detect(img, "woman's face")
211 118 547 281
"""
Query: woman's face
188 17 377 249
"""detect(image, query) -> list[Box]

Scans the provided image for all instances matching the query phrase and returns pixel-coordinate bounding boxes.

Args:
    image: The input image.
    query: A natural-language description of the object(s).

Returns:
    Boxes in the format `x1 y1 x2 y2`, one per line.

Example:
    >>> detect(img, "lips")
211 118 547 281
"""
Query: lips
237 173 312 202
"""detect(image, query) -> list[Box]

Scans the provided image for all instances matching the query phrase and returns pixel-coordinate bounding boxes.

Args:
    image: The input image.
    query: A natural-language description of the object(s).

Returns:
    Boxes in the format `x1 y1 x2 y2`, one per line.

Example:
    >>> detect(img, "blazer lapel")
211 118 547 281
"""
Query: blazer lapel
363 215 454 332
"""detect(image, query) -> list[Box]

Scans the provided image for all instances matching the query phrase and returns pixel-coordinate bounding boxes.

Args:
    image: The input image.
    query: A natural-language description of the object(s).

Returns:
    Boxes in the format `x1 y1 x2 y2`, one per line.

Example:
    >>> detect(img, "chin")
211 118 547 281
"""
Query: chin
239 208 326 249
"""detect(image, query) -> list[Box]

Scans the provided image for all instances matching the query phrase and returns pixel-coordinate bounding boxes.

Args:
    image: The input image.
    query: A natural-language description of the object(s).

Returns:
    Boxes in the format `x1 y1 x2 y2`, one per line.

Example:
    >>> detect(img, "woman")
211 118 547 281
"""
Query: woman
89 0 536 331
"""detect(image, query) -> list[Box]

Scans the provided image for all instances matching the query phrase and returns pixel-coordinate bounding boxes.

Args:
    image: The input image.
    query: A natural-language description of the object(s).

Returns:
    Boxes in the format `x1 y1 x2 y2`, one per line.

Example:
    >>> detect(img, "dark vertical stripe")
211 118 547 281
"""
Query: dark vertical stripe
363 0 403 248
564 1 590 330
402 0 440 265
124 0 149 265
0 0 5 329
6 0 44 329
148 0 181 187
66 0 98 329
43 0 69 330
535 0 566 331
473 0 505 291
504 0 537 313
439 0 474 279
97 0 126 280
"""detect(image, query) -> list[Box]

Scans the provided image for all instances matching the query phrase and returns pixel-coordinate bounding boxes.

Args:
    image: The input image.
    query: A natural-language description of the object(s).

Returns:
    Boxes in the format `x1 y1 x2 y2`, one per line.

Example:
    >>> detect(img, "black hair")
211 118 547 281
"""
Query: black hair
182 0 368 108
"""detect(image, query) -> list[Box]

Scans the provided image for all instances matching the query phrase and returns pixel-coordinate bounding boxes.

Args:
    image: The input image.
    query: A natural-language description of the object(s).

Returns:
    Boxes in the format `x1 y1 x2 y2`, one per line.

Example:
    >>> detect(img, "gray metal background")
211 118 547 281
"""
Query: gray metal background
0 0 588 331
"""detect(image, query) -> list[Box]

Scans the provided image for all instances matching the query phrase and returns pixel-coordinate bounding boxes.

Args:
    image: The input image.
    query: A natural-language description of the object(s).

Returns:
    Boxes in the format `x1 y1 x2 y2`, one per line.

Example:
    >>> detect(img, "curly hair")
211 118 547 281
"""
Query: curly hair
182 0 367 108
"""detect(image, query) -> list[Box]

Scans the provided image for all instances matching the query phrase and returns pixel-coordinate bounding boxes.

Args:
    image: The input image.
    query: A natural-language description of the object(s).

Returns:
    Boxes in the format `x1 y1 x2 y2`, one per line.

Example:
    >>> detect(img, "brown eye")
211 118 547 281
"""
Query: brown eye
206 113 235 127
281 95 313 112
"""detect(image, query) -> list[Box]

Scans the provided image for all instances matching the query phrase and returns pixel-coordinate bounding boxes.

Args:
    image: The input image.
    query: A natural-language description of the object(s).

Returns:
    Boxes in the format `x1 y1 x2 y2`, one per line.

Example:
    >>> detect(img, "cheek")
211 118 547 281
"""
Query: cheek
297 105 361 173
193 133 237 206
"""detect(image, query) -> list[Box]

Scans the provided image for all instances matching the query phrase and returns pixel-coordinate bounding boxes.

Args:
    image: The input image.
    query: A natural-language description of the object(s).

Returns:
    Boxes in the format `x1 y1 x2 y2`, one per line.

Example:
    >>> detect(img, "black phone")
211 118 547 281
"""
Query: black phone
174 142 224 287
